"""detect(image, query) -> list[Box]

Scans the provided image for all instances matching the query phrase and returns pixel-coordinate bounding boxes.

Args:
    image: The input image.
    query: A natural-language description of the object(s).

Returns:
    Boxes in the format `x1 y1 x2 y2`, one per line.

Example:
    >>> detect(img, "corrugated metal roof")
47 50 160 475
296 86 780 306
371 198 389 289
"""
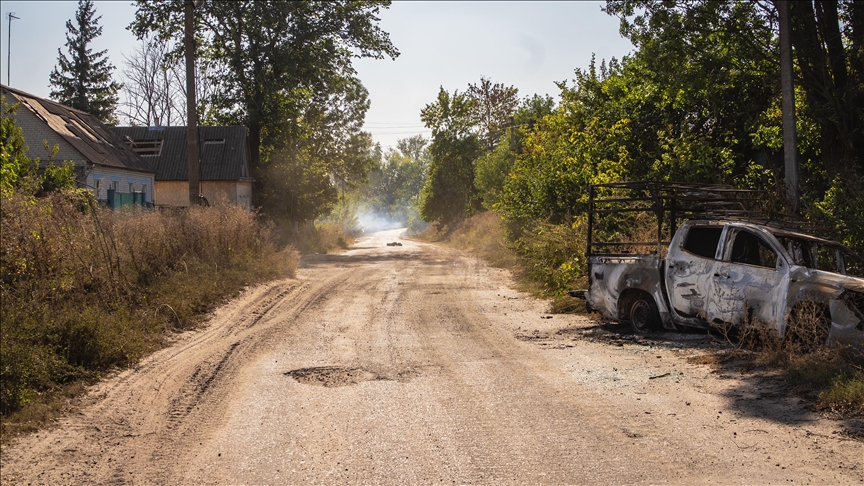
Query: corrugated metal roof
113 126 250 182
1 85 155 174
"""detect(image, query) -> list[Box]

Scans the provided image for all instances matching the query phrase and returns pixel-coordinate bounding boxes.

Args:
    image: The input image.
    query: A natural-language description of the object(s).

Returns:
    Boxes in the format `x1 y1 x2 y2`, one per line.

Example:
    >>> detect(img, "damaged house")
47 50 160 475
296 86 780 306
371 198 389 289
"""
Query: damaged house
2 84 156 207
113 126 253 208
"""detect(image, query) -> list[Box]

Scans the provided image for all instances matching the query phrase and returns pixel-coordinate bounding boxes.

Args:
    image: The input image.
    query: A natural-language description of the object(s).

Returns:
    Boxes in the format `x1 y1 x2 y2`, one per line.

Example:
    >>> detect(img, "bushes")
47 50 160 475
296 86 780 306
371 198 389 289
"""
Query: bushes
0 192 297 417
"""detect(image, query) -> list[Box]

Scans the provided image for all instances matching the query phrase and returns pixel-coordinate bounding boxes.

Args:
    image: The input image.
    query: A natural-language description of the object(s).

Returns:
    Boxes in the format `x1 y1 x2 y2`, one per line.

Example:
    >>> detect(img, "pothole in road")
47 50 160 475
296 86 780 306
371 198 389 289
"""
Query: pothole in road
284 366 423 387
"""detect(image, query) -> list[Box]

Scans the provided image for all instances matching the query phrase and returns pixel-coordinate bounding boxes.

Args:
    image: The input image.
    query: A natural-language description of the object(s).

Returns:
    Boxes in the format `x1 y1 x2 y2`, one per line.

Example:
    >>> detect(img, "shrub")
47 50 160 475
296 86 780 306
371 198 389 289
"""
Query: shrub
0 192 297 417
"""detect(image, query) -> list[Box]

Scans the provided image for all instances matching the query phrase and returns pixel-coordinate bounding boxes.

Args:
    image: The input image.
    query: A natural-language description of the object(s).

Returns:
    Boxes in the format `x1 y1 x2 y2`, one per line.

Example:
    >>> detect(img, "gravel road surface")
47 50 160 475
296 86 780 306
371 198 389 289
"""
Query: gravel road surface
2 229 862 484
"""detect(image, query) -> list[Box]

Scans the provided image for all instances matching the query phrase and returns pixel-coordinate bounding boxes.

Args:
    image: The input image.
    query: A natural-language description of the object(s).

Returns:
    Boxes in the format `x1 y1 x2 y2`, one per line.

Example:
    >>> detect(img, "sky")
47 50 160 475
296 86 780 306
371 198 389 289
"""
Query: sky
0 1 634 151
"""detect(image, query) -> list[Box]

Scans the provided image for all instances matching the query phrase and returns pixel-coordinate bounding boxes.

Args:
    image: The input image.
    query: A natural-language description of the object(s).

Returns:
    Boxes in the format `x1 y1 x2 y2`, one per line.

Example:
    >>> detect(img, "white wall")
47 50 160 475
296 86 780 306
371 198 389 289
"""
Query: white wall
4 93 89 166
86 167 154 203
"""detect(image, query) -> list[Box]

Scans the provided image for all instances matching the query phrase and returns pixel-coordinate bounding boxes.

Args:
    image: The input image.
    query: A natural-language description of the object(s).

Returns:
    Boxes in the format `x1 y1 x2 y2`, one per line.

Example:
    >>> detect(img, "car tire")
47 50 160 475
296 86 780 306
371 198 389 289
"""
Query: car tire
629 296 659 334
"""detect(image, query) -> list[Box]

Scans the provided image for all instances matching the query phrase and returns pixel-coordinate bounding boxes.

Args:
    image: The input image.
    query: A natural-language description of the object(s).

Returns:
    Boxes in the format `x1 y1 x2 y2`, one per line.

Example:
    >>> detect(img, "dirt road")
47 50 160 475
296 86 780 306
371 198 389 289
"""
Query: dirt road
2 229 862 484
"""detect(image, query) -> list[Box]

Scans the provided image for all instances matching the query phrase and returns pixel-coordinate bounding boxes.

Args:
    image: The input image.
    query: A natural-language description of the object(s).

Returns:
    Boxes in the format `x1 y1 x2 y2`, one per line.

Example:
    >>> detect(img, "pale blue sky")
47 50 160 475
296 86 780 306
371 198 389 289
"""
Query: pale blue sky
0 1 633 150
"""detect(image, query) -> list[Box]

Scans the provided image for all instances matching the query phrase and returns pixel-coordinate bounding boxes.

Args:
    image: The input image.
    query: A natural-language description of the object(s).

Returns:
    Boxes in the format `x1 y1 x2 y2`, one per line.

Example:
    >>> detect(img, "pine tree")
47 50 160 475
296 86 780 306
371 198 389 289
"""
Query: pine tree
49 0 121 124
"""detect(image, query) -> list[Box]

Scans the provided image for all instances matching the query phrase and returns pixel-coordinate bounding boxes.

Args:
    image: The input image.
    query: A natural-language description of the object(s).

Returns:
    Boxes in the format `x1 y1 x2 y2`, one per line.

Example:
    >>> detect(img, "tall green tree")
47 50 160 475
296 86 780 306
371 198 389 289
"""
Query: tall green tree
130 0 399 178
419 88 482 229
49 0 121 124
474 95 555 211
787 0 863 178
362 135 429 225
602 0 864 251
466 77 519 151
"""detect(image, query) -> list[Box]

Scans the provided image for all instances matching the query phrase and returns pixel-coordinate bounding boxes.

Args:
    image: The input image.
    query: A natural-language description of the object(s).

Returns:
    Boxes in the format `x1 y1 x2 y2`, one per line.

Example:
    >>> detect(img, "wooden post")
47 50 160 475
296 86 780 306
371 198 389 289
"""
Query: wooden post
184 0 200 206
779 0 799 215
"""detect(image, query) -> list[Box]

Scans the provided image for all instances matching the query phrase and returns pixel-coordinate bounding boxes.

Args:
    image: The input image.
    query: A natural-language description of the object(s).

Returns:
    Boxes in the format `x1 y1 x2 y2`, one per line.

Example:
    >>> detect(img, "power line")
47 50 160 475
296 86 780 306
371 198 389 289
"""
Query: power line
363 123 427 128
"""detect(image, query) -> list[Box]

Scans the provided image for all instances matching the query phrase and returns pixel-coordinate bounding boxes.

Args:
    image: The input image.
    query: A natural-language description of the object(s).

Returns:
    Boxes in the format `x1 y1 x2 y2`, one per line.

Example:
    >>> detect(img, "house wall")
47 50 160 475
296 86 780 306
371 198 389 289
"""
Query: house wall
86 167 155 203
237 181 253 208
155 181 191 206
4 93 89 167
155 181 252 207
5 93 154 204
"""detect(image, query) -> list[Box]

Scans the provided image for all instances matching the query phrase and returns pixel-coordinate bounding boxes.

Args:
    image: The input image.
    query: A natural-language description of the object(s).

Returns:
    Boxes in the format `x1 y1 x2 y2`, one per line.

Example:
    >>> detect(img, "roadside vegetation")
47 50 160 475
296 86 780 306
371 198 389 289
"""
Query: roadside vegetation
395 1 864 417
0 112 299 439
0 189 298 439
3 0 863 435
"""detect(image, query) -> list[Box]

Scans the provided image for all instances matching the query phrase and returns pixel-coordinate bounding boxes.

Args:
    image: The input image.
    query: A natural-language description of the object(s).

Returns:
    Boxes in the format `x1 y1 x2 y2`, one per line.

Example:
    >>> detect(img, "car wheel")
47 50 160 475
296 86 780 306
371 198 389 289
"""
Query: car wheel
629 297 659 334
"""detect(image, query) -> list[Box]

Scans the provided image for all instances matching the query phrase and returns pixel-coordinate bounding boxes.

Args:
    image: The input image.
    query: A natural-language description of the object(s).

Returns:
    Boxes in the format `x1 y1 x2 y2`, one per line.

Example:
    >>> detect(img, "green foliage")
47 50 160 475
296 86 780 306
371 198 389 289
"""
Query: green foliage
0 103 32 196
813 175 864 256
260 145 339 225
418 80 521 229
361 135 428 226
40 162 77 194
474 136 514 210
817 370 864 416
466 77 519 151
1 103 78 198
49 0 121 124
131 0 399 205
420 133 482 230
514 220 588 296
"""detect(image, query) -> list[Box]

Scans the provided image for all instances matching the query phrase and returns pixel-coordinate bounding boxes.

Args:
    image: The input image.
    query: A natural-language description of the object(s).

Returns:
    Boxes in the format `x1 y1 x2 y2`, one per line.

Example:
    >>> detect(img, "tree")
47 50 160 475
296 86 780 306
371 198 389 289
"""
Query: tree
0 103 31 197
466 77 519 151
118 35 220 127
130 0 399 178
474 95 556 211
601 0 864 251
419 88 482 229
49 0 121 124
119 37 183 127
362 135 429 225
787 0 863 178
2 103 77 197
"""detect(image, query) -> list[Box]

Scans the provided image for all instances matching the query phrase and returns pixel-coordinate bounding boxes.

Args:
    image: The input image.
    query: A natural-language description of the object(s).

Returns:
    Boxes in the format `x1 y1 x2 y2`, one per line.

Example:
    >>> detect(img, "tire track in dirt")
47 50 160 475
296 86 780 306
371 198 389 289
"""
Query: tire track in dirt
3 231 863 485
127 267 359 484
0 265 357 485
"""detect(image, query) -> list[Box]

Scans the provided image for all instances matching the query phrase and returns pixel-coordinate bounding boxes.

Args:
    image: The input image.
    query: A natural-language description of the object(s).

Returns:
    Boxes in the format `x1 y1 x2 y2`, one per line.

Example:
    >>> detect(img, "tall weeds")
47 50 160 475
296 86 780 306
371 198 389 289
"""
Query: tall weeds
0 192 297 420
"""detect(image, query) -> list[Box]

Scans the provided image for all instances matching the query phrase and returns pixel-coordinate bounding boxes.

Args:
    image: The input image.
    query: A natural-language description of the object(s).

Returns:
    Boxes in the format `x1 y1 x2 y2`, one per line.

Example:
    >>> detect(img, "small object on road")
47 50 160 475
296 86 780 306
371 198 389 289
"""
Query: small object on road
386 242 402 246
649 372 671 380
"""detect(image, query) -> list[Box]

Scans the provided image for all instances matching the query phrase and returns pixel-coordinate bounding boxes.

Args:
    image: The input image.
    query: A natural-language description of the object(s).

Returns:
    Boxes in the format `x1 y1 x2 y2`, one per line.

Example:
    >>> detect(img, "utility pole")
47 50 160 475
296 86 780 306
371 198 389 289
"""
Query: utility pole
184 0 201 206
6 12 19 86
779 1 799 215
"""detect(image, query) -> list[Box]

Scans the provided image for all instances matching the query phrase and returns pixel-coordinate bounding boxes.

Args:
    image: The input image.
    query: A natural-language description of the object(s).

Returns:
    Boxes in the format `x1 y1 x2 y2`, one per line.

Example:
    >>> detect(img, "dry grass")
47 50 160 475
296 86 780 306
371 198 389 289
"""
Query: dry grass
416 212 526 275
0 191 298 439
417 212 589 313
273 221 357 255
706 302 864 418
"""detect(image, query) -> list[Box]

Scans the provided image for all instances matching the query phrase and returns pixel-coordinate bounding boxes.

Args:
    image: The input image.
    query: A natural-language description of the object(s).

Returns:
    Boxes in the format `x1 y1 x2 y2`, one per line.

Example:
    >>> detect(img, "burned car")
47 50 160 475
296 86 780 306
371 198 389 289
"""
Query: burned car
572 182 864 348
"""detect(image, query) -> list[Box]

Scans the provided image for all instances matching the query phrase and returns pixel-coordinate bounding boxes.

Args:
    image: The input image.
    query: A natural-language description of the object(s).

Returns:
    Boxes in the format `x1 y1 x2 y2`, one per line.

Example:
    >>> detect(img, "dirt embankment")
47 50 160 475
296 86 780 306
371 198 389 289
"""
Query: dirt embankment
2 229 862 484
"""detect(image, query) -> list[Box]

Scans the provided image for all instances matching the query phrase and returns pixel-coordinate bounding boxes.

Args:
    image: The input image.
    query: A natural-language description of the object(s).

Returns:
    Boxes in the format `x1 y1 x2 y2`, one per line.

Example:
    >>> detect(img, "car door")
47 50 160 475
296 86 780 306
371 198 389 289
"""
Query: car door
665 224 724 319
706 227 789 327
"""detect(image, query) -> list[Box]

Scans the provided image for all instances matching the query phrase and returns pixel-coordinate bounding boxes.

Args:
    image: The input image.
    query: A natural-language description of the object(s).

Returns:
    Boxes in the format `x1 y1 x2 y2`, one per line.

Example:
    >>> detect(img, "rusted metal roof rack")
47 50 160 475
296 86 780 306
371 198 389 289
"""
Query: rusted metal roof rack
586 181 822 257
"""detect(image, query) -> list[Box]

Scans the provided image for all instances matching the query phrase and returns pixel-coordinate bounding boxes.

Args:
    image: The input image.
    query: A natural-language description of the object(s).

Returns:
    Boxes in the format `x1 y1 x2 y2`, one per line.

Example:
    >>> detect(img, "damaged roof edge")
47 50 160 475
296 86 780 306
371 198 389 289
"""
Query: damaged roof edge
1 84 156 174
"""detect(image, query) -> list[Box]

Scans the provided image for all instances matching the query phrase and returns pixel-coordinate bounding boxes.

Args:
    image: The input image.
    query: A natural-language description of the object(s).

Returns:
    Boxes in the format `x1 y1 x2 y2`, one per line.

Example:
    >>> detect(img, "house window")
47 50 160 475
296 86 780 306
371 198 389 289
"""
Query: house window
111 180 119 192
93 175 103 198
127 139 163 156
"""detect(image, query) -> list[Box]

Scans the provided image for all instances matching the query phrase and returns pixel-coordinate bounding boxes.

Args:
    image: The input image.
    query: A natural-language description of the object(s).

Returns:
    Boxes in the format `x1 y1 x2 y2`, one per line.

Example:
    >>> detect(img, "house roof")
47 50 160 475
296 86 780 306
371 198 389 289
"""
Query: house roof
113 126 250 182
1 84 155 174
